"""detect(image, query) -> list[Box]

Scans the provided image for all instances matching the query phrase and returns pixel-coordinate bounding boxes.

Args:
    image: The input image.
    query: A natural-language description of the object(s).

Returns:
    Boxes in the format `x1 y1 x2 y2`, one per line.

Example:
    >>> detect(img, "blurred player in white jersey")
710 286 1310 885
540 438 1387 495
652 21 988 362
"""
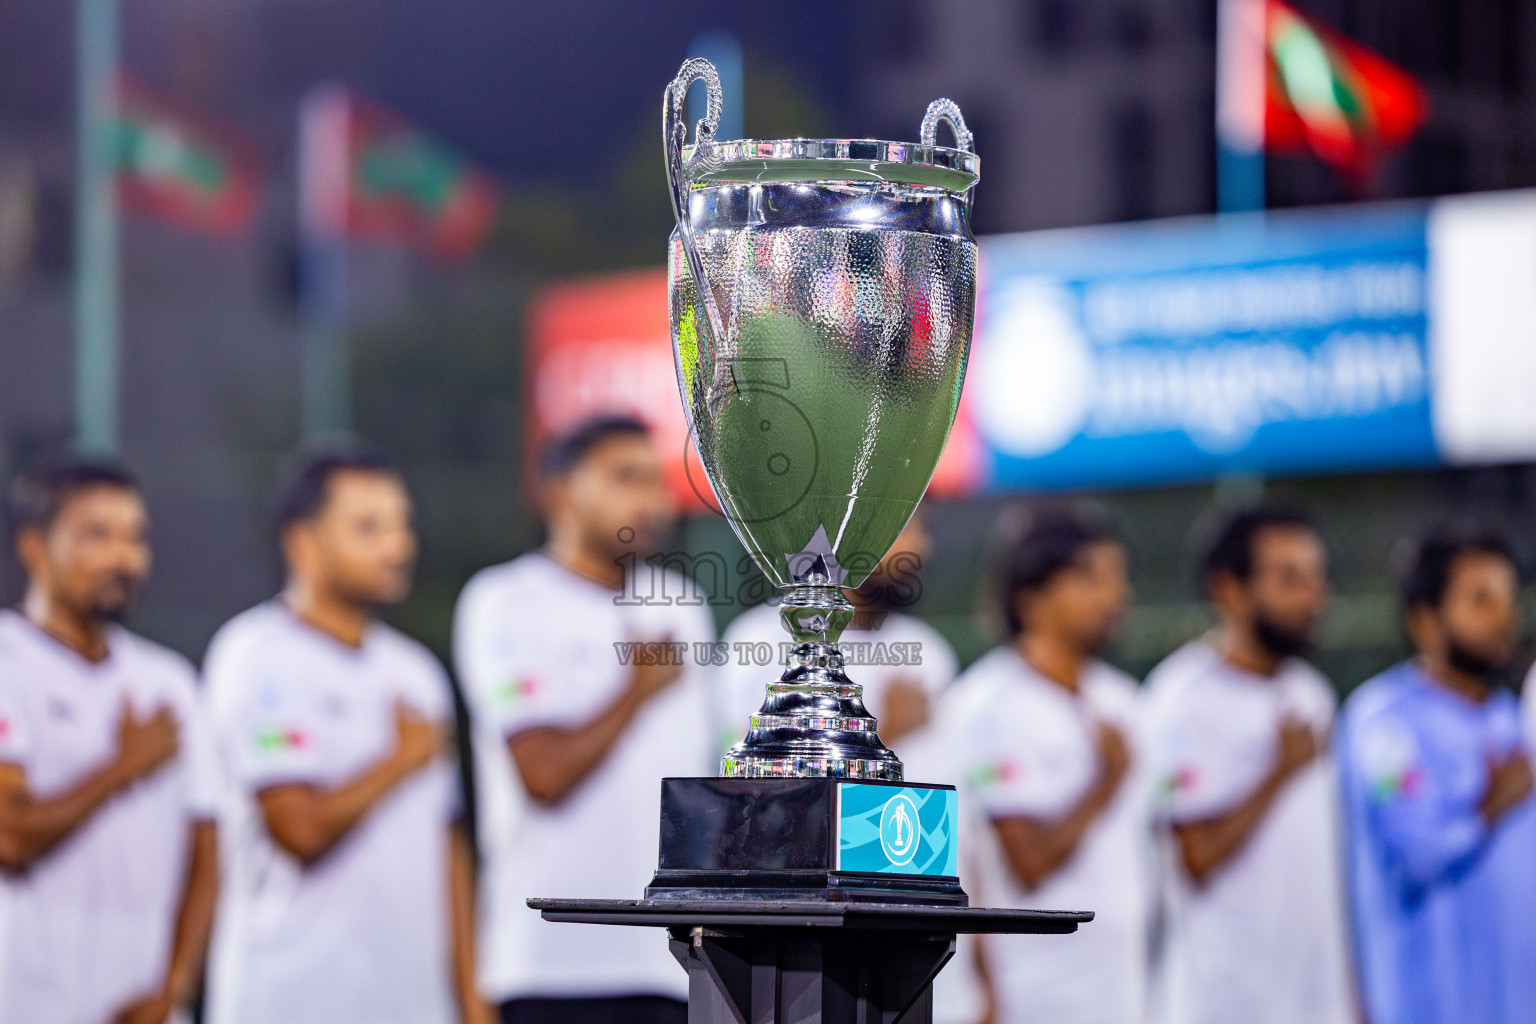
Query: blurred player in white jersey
204 446 488 1024
0 458 219 1024
939 509 1150 1024
455 415 713 1024
1145 504 1353 1024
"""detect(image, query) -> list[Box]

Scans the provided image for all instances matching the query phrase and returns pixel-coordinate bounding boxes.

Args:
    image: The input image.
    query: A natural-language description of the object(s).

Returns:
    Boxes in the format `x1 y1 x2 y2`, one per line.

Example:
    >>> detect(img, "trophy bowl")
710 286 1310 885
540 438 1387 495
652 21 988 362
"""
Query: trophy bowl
664 60 979 781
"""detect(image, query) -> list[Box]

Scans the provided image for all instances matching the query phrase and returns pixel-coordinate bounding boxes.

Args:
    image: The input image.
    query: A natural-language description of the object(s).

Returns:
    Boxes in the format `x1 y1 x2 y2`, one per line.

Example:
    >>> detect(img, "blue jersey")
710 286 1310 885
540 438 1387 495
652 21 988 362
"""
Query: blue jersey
1338 661 1536 1024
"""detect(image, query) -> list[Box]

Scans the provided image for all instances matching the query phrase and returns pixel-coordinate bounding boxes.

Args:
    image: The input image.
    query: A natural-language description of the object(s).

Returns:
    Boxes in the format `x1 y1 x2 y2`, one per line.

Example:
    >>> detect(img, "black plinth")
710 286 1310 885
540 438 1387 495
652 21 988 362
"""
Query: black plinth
530 898 1093 1024
649 777 966 905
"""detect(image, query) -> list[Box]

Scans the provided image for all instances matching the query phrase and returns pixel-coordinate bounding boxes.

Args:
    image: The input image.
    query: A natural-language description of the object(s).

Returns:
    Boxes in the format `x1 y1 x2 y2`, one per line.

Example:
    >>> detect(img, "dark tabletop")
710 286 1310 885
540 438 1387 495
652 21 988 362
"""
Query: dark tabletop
528 898 1092 934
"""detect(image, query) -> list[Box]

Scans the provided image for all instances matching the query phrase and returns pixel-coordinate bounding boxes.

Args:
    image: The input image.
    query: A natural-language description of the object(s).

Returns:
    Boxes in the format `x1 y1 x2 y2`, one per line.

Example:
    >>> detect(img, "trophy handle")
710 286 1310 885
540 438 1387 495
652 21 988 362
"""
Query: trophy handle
664 58 729 357
921 98 976 213
920 98 974 152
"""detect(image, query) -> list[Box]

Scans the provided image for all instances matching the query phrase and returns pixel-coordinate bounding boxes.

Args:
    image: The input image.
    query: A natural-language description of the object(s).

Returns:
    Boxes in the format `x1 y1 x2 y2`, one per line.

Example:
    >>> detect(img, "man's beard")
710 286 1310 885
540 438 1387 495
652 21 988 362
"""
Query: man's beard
1252 610 1314 659
853 577 908 615
1445 636 1510 681
1076 618 1120 658
90 600 132 624
334 580 404 613
86 574 141 622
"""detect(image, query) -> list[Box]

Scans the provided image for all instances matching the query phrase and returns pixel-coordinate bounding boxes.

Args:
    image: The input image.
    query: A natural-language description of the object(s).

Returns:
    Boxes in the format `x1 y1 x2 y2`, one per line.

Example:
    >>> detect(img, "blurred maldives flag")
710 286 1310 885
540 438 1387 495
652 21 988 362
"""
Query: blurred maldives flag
1218 0 1428 182
113 75 262 236
299 84 500 262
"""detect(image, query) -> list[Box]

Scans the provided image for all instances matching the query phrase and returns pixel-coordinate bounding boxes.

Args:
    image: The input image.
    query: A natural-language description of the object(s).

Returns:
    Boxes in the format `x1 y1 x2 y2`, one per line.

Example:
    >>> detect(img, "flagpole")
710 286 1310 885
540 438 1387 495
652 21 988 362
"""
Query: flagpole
1216 0 1266 213
299 234 349 437
298 85 350 438
74 0 121 454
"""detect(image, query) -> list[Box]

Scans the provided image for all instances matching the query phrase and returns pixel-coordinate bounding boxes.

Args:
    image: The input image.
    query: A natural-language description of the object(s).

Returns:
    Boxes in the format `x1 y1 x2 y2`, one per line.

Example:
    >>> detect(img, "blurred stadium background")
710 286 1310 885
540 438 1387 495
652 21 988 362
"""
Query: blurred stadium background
3 0 1536 695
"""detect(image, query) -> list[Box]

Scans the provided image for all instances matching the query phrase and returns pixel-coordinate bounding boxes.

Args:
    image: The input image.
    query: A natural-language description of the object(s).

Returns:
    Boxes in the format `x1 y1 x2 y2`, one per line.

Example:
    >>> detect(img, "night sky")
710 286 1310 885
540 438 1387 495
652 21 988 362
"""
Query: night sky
366 0 857 183
0 0 859 187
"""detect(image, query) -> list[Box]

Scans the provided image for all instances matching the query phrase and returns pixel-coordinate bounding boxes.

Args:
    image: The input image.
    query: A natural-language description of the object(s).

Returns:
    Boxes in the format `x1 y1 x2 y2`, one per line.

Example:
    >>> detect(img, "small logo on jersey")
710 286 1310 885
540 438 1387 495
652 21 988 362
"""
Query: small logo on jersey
45 698 75 722
879 793 921 866
1162 766 1200 795
256 728 308 752
1369 766 1423 803
496 677 540 705
0 719 12 739
969 761 1020 789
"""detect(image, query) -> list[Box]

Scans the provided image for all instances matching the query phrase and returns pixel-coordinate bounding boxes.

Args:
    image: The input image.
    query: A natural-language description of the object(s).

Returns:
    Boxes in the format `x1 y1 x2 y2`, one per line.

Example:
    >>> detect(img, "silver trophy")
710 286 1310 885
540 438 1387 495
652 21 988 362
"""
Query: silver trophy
665 59 979 780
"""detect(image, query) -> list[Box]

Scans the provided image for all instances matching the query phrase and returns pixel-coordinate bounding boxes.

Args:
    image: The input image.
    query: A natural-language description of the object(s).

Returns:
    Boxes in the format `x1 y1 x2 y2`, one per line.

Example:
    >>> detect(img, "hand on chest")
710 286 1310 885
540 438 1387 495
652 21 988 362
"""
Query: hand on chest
562 604 692 704
1197 682 1320 777
1000 691 1115 795
291 671 435 774
30 673 165 791
1416 715 1504 804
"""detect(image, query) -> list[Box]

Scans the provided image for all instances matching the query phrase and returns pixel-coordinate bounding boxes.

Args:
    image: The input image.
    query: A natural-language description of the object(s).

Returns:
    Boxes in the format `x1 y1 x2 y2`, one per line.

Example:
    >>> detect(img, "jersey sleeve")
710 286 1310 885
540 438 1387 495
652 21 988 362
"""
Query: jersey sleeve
177 678 223 820
1348 711 1488 888
675 600 722 774
713 608 779 756
1522 664 1536 750
950 690 1090 821
417 652 467 825
916 625 960 698
0 680 32 769
453 575 587 737
213 650 330 792
1149 689 1268 823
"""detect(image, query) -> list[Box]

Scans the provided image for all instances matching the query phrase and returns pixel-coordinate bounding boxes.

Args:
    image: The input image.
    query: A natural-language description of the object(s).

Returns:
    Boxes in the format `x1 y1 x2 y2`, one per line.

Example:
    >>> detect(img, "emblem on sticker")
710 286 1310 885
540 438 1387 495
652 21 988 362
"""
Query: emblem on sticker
879 793 920 866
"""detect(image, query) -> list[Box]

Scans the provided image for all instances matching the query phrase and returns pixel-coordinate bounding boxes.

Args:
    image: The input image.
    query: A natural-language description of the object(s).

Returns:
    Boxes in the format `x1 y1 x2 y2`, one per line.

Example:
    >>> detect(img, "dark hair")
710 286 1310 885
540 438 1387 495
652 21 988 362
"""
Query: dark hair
1395 523 1519 613
272 443 398 533
538 414 650 479
1002 509 1119 637
1200 502 1315 586
6 457 140 540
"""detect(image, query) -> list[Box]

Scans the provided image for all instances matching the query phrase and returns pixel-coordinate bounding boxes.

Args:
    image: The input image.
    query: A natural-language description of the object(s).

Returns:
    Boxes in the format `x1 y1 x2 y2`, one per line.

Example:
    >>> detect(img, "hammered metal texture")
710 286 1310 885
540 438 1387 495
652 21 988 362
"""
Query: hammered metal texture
669 182 976 592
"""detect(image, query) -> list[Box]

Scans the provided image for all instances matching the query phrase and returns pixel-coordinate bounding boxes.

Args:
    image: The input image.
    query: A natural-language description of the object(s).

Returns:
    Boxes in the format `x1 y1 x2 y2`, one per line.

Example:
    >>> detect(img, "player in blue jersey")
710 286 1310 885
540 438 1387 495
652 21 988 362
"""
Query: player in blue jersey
1338 525 1536 1024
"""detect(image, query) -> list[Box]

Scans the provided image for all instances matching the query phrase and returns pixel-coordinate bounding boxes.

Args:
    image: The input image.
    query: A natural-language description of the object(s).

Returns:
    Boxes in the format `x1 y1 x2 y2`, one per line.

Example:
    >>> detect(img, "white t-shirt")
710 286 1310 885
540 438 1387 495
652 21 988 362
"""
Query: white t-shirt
717 602 982 1024
203 602 460 1024
0 608 218 1024
1144 640 1354 1024
939 646 1153 1024
454 552 714 1003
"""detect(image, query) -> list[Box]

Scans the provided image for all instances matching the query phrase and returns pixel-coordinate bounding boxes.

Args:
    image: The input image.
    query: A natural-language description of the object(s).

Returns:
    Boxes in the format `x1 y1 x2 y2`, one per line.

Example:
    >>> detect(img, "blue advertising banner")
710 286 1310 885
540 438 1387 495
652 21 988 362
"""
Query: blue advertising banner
968 202 1440 490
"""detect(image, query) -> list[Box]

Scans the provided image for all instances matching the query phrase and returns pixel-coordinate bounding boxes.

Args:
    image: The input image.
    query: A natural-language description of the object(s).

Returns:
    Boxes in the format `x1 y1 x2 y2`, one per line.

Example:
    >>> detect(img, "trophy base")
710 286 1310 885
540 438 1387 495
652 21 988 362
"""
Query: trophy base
720 753 901 780
721 627 906 783
647 777 966 906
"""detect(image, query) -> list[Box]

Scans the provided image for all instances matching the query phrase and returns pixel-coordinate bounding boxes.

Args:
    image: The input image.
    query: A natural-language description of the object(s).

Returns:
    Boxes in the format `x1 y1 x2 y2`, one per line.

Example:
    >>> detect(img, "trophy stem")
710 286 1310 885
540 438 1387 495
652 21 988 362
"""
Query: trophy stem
721 586 903 781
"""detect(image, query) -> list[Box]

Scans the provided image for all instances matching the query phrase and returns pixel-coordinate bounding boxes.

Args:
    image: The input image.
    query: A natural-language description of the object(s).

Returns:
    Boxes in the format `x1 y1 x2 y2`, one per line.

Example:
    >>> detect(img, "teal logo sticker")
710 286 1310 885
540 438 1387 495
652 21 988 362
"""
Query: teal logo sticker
836 784 959 876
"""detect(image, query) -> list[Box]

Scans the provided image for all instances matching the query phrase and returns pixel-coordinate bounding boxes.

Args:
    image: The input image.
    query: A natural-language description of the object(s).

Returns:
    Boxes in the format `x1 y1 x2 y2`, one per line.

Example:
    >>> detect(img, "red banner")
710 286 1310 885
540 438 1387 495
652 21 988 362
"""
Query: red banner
526 269 713 511
525 269 982 514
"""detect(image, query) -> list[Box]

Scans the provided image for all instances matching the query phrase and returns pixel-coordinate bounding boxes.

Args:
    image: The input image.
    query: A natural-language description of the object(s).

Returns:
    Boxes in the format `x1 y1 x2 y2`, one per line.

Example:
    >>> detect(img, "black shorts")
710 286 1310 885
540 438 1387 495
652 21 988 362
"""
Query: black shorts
498 995 688 1024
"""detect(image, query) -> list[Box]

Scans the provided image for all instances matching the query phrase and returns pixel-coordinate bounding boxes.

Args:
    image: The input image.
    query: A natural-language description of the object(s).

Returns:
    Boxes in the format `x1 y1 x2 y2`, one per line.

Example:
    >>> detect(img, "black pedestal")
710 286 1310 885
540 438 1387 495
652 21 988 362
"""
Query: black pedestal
649 777 966 905
530 899 1092 1024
